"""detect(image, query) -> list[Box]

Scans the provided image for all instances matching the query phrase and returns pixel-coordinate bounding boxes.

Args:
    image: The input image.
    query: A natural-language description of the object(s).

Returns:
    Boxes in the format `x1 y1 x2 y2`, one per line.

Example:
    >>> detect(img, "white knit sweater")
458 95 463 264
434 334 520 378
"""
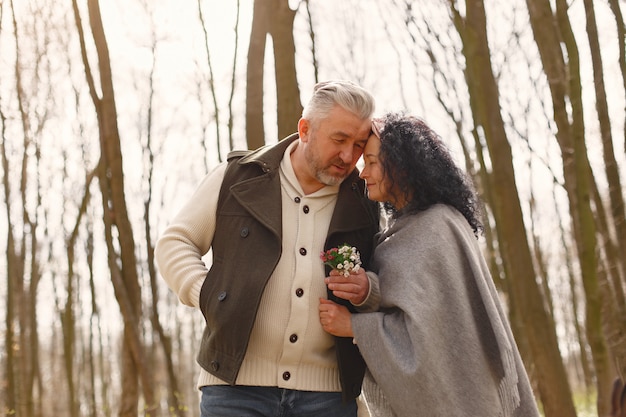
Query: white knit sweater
155 142 343 392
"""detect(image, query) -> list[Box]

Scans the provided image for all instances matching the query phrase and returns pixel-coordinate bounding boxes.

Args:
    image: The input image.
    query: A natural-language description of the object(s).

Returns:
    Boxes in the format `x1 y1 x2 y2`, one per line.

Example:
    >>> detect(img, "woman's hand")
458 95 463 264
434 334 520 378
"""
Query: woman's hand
319 298 354 337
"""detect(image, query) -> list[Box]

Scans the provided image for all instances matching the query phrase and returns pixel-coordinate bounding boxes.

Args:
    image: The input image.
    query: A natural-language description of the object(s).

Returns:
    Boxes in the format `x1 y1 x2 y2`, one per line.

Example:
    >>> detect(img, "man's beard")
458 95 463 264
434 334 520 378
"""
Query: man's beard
305 143 350 186
316 166 346 186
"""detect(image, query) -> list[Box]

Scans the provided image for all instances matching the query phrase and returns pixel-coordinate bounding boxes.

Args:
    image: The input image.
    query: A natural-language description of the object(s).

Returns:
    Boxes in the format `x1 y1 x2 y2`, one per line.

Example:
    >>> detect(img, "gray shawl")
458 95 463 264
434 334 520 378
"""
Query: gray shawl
352 204 540 417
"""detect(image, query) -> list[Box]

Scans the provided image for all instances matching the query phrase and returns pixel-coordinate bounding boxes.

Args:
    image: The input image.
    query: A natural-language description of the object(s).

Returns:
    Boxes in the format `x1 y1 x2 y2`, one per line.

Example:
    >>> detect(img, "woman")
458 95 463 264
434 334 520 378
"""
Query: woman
319 113 540 417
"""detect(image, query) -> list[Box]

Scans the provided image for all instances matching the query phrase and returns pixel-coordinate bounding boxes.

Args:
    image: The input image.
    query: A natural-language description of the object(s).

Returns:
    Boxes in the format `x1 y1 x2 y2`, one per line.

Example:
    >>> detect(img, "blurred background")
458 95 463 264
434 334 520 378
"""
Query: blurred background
0 0 625 416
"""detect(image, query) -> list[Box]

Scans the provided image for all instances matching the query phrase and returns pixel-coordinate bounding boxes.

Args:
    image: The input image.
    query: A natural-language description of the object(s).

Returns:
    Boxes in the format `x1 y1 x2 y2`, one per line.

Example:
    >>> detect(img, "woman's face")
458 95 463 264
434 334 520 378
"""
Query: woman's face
359 133 390 203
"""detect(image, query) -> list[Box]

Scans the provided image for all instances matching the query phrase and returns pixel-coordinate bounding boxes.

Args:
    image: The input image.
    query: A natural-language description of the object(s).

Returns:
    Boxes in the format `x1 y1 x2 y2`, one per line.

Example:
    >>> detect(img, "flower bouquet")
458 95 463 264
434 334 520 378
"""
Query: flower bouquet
320 244 361 277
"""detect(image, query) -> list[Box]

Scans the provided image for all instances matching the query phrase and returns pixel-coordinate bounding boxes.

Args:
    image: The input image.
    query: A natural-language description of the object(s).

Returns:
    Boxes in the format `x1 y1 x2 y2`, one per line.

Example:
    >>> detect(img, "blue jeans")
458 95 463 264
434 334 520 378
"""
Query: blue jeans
200 385 357 417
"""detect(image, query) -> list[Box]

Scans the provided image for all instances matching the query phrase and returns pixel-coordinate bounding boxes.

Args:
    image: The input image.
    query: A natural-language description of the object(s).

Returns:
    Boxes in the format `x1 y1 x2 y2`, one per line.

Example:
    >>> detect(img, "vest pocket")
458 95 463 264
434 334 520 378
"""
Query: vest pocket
199 259 223 323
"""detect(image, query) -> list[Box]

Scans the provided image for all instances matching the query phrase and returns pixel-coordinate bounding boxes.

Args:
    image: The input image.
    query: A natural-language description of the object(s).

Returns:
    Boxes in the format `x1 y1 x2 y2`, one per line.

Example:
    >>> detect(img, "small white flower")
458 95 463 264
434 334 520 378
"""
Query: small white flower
320 244 362 277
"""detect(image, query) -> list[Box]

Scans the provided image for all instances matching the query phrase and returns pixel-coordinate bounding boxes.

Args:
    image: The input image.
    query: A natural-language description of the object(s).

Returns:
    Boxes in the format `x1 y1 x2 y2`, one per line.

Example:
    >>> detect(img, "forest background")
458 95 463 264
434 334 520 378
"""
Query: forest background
1 0 625 416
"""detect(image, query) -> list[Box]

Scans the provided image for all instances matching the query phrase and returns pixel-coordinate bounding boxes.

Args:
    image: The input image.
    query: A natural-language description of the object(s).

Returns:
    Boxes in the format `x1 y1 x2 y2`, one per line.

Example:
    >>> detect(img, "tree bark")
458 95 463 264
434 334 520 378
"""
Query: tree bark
246 0 301 149
197 0 222 161
0 93 18 417
246 0 269 149
555 0 615 413
583 0 626 378
268 0 302 139
606 0 626 153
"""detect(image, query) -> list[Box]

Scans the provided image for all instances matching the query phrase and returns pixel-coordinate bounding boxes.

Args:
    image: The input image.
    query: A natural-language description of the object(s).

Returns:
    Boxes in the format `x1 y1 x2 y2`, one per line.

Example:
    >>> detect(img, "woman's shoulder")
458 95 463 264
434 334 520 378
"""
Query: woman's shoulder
423 203 462 218
393 204 471 242
403 204 463 227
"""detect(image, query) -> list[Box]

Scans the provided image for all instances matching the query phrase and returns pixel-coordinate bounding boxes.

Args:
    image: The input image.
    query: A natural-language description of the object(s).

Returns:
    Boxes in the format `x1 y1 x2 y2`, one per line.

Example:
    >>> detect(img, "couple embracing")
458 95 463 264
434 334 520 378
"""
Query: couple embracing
155 80 540 417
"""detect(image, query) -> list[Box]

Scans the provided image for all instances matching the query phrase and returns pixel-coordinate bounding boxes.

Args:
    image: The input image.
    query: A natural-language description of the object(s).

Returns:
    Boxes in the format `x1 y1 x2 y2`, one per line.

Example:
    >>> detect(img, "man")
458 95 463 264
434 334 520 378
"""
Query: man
155 80 380 417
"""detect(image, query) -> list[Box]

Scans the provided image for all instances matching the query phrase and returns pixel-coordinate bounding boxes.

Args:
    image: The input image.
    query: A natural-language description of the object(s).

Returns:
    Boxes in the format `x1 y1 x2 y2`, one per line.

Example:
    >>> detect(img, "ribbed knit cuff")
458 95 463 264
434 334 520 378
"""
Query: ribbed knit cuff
353 271 380 312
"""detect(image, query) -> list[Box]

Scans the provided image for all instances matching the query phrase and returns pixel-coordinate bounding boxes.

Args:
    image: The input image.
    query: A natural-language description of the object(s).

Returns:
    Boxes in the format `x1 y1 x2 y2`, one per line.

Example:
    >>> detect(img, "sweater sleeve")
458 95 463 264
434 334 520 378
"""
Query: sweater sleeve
353 271 381 312
154 162 227 308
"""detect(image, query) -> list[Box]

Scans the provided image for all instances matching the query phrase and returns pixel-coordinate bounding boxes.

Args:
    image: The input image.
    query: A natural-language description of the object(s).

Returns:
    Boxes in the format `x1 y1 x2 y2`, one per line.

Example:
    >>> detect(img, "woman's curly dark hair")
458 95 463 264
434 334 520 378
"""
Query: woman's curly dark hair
378 112 483 236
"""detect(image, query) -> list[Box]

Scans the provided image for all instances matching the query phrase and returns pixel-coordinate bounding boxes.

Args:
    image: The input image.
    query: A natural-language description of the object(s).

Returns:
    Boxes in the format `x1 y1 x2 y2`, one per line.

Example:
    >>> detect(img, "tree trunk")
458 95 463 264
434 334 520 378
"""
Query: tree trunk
583 0 626 378
606 0 626 153
197 0 222 161
525 0 614 413
142 37 185 414
7 1 44 414
555 0 615 413
268 0 302 139
64 170 95 417
246 0 269 149
1 104 18 417
557 185 594 391
72 0 159 414
591 178 626 381
304 0 320 83
450 1 578 415
227 0 242 151
246 0 301 149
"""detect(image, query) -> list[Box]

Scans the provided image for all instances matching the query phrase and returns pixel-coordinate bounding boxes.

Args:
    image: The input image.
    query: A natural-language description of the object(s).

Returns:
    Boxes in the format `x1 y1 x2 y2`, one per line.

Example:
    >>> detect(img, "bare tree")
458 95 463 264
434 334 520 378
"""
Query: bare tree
0 75 18 417
64 168 96 417
71 0 159 414
268 0 302 139
246 0 270 149
227 0 242 150
606 0 626 153
138 5 185 413
525 0 616 413
448 0 578 415
303 0 319 84
197 0 223 162
1 1 51 415
583 0 626 378
2 1 625 415
246 0 302 149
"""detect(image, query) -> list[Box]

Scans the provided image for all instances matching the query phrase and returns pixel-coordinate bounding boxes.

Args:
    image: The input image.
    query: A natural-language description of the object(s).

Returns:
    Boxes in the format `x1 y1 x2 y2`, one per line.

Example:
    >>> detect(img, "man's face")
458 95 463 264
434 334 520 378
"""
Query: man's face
300 105 372 186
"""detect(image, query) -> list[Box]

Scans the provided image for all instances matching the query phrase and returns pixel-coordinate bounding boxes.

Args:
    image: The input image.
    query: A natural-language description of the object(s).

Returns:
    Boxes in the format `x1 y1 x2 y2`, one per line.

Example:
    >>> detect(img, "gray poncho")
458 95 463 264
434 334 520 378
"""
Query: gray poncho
352 204 540 417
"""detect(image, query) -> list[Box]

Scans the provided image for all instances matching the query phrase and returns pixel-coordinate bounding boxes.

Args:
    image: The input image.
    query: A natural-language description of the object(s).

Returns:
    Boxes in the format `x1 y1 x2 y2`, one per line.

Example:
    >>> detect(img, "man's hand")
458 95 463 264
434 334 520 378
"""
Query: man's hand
319 298 353 337
324 268 369 305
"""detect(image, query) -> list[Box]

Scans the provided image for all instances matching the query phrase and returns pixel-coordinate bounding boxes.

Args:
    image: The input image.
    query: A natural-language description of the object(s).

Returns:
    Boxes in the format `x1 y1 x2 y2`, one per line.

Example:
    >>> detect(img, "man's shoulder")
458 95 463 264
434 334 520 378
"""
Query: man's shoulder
226 150 251 161
226 134 299 169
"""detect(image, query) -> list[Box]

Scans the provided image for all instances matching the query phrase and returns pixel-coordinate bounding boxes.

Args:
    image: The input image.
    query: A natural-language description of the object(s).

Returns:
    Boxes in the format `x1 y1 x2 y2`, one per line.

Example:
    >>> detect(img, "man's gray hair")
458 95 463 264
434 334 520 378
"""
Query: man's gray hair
302 80 375 124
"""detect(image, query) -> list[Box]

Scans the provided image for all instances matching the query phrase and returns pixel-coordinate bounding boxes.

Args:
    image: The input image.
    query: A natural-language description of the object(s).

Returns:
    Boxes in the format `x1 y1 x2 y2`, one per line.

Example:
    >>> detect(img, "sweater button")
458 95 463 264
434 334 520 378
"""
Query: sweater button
299 248 307 256
282 371 291 381
295 288 304 297
294 197 301 203
303 205 310 214
289 334 298 343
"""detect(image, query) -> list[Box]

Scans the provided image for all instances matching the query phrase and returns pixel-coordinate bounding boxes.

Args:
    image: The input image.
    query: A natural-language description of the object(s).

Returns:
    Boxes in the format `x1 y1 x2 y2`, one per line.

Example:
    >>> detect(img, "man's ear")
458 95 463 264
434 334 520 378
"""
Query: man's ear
298 118 310 142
